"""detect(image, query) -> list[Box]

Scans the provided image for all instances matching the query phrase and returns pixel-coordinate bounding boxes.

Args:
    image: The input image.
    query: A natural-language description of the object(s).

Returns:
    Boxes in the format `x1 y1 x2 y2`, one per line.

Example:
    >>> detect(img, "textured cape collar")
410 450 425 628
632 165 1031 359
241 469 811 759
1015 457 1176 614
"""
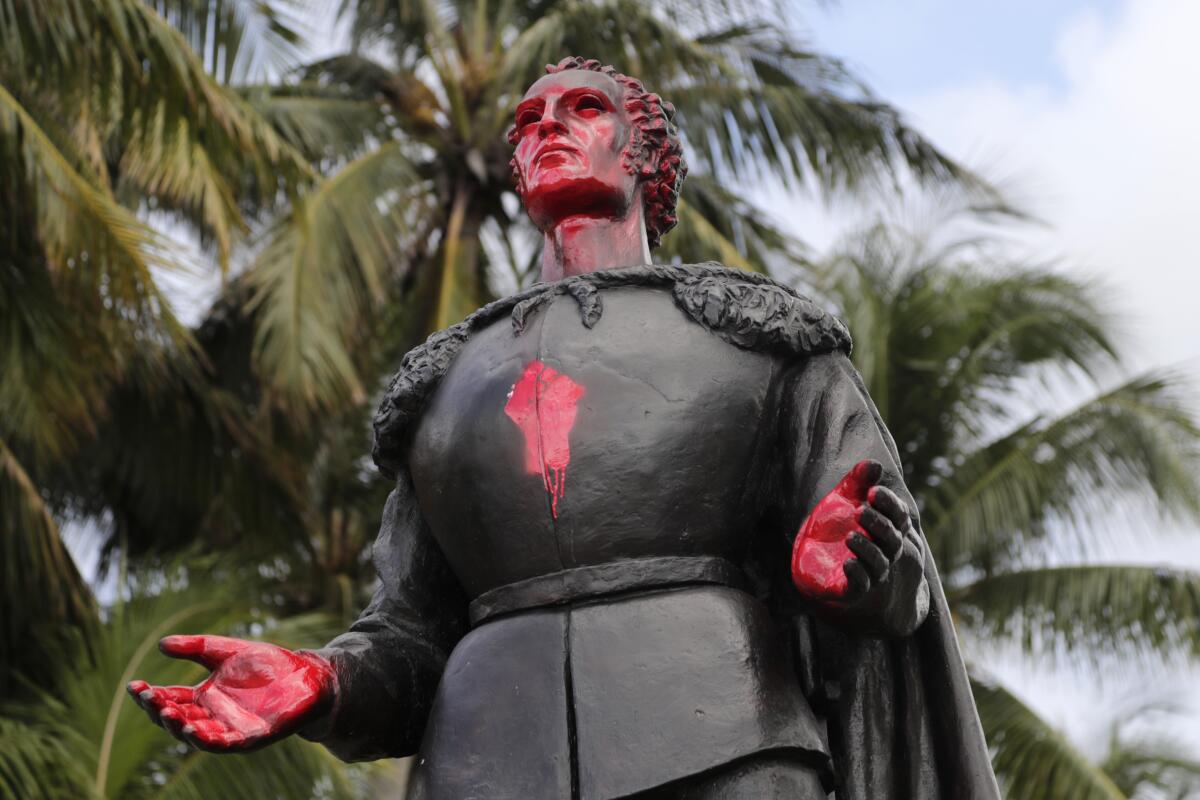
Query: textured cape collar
373 262 850 477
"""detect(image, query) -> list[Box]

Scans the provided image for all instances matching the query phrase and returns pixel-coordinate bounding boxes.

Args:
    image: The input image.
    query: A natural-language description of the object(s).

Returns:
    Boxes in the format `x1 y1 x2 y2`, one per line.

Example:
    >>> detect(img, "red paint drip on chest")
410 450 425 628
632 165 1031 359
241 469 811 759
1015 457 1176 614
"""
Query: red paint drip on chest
504 360 586 518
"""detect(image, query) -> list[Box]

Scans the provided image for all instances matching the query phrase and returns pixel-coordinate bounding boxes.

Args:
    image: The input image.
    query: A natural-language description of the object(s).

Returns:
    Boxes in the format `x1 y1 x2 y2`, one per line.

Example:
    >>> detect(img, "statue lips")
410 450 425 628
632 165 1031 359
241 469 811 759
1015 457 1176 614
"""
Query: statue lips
531 140 582 170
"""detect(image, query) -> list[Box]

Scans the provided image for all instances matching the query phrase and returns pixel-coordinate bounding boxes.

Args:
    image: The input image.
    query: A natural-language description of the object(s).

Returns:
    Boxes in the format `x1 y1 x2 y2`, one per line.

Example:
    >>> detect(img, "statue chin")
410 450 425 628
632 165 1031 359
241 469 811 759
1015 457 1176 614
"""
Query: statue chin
522 174 634 232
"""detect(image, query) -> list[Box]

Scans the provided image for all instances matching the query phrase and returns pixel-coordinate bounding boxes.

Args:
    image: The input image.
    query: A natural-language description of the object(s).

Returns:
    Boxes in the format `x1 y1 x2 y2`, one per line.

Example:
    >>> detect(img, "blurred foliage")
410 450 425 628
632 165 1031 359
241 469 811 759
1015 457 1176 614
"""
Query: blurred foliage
1 1 1198 799
815 214 1200 798
0 562 371 800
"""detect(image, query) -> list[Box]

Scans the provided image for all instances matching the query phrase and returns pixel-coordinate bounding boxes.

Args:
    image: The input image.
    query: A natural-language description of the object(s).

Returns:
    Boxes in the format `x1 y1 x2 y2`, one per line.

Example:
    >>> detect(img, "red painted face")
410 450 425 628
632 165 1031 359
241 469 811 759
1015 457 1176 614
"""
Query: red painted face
511 70 637 231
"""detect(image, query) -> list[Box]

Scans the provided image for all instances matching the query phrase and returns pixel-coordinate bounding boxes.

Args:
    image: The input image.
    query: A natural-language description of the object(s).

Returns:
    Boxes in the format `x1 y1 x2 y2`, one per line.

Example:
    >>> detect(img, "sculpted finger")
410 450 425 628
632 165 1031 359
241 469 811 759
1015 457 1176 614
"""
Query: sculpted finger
159 635 247 670
181 718 249 752
868 485 910 530
898 520 924 557
159 704 189 739
130 684 180 726
842 559 871 603
131 687 165 726
901 533 925 569
154 685 196 704
859 506 902 558
847 533 890 582
176 703 213 722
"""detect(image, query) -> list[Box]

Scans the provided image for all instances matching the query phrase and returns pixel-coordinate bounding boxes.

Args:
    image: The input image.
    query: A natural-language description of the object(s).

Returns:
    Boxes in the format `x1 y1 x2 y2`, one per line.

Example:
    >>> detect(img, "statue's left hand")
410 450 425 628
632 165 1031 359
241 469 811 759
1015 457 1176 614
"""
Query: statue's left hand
791 460 929 635
127 635 335 752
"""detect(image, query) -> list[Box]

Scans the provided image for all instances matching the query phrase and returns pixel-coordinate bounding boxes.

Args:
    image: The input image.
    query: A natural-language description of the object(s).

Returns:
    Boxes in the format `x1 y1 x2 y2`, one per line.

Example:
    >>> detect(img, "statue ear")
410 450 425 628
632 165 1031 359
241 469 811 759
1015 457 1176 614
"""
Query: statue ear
508 155 526 198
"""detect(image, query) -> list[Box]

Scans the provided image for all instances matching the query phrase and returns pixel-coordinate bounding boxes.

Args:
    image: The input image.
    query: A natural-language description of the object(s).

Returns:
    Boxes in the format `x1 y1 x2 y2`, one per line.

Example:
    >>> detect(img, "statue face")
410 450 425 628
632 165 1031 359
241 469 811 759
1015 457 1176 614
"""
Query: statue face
512 70 638 230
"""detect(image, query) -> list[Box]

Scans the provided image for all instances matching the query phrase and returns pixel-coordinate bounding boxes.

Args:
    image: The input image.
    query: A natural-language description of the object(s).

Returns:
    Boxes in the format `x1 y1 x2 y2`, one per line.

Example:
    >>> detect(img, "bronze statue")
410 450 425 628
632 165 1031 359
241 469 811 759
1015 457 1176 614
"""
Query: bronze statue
129 57 1000 799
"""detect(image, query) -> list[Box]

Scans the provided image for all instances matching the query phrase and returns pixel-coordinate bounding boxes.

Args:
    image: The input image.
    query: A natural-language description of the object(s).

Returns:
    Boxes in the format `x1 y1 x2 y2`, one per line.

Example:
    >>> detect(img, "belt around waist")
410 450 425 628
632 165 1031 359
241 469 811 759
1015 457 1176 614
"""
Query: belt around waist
468 555 750 627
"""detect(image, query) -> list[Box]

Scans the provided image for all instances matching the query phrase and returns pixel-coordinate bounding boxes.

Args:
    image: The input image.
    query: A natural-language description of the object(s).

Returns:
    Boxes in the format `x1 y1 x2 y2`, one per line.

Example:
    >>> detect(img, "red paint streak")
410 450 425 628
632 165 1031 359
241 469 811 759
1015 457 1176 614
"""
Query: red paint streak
505 360 585 518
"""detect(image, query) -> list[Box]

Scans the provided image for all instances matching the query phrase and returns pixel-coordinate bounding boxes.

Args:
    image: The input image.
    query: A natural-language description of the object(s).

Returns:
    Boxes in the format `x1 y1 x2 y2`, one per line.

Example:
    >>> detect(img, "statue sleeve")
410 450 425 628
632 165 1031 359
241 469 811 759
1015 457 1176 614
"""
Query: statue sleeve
780 351 919 536
301 469 468 762
775 351 1000 799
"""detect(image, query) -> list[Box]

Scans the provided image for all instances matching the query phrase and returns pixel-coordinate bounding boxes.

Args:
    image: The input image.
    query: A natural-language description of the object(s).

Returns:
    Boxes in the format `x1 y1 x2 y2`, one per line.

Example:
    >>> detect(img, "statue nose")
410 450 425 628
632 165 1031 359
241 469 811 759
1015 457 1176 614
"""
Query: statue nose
538 116 568 138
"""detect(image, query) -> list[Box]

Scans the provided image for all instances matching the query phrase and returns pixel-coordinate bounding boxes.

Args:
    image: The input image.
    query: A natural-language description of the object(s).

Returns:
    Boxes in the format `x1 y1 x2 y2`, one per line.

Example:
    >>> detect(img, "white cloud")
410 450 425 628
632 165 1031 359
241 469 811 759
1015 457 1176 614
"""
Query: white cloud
902 0 1200 367
892 0 1200 747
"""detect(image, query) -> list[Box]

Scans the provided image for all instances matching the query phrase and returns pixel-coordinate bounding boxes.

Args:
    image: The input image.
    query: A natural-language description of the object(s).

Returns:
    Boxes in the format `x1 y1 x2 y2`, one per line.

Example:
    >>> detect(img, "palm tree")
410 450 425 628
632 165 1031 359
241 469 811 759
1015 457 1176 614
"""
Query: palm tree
812 214 1200 798
0 0 322 689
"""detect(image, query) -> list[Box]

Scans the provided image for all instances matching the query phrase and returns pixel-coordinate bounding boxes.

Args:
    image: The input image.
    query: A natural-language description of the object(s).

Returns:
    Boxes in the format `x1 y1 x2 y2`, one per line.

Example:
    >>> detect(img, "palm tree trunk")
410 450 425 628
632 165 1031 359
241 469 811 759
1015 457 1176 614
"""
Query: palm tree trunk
431 178 489 332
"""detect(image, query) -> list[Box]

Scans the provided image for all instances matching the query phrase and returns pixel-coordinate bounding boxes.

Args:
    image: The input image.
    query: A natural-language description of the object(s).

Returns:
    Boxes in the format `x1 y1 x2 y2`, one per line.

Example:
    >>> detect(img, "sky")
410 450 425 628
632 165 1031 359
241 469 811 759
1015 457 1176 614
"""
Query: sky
778 0 1200 756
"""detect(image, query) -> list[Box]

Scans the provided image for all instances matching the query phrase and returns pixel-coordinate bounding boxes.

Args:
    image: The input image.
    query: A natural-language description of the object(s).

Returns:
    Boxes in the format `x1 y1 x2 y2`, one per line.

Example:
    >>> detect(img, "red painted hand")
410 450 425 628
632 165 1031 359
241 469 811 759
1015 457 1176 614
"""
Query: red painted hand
127 635 335 752
791 460 929 634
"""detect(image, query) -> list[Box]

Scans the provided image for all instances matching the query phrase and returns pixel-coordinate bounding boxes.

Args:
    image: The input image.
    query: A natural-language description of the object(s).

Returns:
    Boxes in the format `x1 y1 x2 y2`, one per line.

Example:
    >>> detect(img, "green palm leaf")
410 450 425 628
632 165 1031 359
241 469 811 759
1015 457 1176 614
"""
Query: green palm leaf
954 565 1200 665
244 85 386 162
659 175 809 273
0 0 314 267
972 674 1126 800
1099 704 1200 799
246 141 431 414
0 438 95 695
145 0 308 84
0 571 365 800
926 372 1200 573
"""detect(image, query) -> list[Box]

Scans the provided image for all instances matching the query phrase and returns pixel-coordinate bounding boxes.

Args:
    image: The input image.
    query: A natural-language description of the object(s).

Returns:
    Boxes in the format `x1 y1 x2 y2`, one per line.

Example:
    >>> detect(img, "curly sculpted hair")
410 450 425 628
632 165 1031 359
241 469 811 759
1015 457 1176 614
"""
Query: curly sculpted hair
508 57 688 249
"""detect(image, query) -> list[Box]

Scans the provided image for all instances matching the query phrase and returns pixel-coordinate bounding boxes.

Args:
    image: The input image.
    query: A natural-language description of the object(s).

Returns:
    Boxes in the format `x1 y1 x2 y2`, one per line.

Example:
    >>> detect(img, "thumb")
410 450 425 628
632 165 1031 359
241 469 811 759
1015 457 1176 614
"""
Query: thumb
832 459 883 503
159 635 249 670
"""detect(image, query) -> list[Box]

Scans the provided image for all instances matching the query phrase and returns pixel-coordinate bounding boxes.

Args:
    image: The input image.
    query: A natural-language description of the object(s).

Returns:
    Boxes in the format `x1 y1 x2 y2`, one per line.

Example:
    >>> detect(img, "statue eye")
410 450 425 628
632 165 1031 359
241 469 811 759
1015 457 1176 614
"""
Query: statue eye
516 109 541 129
574 94 606 116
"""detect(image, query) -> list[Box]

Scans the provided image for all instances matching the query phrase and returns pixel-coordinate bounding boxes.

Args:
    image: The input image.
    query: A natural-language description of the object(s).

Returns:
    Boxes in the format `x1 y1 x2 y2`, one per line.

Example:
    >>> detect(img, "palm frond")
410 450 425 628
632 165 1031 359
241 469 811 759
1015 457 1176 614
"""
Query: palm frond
0 438 95 695
300 55 447 142
1104 740 1200 799
149 738 364 800
971 674 1126 800
147 0 309 84
954 565 1200 666
816 225 1119 475
0 83 186 327
0 716 96 800
243 84 386 163
246 141 431 414
1 565 365 799
925 371 1200 572
659 174 809 273
0 0 314 266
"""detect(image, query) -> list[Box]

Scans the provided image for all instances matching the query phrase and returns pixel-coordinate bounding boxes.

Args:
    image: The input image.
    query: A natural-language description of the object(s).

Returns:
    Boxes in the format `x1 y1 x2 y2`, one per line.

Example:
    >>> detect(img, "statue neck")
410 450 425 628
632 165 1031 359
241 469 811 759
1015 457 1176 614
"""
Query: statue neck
539 201 651 282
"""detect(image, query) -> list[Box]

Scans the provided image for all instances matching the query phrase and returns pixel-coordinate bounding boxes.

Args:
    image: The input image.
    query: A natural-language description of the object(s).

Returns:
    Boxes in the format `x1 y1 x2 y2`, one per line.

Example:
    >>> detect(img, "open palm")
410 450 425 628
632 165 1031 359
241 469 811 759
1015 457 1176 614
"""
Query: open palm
128 635 334 752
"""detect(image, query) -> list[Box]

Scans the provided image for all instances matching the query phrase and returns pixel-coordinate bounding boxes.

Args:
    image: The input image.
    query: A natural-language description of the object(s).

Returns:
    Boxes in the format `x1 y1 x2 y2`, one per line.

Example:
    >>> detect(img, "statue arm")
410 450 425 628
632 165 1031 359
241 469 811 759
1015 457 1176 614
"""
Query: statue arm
780 352 930 637
301 470 468 761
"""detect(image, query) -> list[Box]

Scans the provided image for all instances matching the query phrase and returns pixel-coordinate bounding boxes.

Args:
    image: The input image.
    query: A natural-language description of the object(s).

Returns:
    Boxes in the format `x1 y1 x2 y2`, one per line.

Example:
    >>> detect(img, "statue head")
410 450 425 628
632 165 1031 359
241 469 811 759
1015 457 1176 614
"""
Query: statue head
508 57 687 249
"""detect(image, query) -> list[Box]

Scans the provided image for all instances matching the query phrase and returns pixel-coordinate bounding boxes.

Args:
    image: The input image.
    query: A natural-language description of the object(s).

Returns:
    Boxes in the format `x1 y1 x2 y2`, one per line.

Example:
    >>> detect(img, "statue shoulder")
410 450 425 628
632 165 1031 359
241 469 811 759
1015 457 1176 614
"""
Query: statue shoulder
372 263 851 476
667 265 851 357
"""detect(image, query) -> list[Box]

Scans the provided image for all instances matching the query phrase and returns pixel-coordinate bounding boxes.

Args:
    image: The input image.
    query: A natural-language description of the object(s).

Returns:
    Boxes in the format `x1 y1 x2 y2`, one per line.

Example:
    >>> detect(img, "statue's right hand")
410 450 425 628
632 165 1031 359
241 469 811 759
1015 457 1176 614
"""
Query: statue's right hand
127 635 335 753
